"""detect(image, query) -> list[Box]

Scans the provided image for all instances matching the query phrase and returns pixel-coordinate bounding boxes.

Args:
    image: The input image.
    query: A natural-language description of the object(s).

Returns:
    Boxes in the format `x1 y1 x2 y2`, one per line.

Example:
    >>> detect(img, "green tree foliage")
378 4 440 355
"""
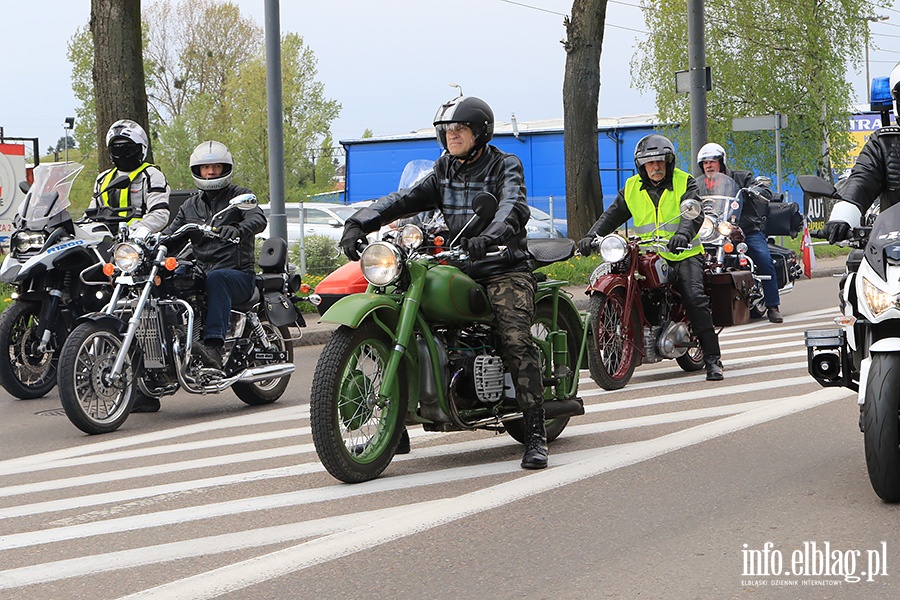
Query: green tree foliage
218 32 341 203
631 0 885 179
67 25 97 160
69 0 341 201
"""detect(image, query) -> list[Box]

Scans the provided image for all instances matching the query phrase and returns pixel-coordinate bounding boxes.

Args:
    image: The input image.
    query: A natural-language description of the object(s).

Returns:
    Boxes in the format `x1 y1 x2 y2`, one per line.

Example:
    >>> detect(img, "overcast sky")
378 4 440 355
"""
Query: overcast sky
1 0 898 158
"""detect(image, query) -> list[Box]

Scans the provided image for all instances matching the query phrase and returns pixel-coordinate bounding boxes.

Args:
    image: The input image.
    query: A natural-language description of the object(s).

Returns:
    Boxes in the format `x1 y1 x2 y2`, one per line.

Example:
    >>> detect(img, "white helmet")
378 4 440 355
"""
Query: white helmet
890 61 900 117
106 119 149 170
189 140 234 191
697 142 727 169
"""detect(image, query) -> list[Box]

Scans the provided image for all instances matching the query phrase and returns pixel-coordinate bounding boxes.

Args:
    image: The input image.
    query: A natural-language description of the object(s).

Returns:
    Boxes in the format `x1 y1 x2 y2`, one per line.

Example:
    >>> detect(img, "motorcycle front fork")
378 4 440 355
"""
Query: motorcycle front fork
35 288 64 354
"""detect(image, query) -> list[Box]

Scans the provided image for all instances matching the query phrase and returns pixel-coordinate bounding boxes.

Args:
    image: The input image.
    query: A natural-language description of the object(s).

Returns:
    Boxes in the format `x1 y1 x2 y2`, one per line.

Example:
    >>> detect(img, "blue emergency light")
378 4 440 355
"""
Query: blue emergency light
871 76 892 112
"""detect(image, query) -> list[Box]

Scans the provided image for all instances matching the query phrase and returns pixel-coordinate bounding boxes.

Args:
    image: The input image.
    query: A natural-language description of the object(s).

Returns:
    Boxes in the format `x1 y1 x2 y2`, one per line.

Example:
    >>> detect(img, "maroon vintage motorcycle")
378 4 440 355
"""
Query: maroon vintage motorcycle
584 199 751 390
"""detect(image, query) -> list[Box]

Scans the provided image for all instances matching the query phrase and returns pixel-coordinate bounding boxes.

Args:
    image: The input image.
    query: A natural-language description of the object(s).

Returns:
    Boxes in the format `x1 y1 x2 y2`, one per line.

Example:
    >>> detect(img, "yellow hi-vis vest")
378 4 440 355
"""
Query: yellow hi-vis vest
623 168 701 262
99 162 153 225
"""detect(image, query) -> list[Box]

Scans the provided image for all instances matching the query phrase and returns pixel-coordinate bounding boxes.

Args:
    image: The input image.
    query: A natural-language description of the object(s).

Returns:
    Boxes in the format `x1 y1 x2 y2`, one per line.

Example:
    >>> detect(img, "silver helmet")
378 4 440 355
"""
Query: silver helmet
189 140 234 191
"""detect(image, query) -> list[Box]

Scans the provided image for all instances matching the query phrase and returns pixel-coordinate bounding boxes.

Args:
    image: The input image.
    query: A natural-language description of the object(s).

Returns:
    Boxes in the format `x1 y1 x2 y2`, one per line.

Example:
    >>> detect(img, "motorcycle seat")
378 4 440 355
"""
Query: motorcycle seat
233 287 261 312
527 238 575 268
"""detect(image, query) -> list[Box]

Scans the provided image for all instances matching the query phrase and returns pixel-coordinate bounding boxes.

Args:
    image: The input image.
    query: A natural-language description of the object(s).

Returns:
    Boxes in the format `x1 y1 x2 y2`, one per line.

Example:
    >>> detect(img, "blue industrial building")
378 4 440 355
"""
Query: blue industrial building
339 115 808 235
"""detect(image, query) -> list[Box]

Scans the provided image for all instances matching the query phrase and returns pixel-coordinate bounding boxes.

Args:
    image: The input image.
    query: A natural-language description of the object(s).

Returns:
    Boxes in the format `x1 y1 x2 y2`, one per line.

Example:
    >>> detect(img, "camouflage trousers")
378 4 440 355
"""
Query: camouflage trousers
482 271 543 410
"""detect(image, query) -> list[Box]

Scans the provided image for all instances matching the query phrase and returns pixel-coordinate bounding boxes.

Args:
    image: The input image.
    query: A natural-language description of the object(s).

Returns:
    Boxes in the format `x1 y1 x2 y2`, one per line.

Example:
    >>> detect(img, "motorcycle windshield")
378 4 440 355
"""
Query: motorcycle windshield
17 162 84 230
397 159 434 190
698 173 742 224
866 201 900 281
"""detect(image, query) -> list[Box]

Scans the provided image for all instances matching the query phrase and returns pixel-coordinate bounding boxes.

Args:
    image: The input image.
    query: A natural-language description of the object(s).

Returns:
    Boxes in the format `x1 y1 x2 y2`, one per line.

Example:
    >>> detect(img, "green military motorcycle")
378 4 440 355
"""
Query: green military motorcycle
310 194 588 483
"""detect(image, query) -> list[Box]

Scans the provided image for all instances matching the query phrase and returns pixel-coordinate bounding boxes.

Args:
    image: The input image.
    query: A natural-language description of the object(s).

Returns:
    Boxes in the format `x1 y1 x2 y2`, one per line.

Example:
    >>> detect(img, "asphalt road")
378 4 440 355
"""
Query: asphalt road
3 266 897 599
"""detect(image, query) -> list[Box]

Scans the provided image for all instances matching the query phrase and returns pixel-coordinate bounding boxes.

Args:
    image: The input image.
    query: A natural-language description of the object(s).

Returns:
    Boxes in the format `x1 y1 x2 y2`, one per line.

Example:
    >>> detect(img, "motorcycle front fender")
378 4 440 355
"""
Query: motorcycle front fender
585 273 628 297
320 292 400 330
73 311 127 333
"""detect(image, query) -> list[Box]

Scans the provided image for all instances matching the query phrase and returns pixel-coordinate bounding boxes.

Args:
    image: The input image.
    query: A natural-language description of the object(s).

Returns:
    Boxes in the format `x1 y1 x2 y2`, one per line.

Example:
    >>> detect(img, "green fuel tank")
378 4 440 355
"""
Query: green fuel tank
419 264 494 324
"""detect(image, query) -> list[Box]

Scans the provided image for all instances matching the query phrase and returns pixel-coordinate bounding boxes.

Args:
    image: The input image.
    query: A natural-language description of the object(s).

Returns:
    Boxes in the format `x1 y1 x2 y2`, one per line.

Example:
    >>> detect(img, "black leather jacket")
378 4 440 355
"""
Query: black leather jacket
163 184 266 274
836 125 900 214
353 145 531 280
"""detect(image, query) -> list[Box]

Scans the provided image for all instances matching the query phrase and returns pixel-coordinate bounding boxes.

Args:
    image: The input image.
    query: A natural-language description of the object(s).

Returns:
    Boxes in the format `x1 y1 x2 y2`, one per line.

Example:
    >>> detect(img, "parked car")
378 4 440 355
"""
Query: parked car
529 206 568 238
258 201 387 244
259 200 563 242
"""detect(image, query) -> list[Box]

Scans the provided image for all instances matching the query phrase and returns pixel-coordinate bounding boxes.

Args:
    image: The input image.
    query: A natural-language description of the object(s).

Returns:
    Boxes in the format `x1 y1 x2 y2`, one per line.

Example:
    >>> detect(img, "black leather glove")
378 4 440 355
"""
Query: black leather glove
667 232 690 254
461 236 490 261
823 220 851 244
340 221 367 261
577 236 594 256
213 224 240 241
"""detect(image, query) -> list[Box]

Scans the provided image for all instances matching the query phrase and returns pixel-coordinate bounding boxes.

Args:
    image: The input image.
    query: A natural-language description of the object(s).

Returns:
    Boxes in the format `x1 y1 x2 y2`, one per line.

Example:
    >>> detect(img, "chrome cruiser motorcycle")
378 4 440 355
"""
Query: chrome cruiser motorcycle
310 193 587 483
0 162 127 399
697 173 800 318
56 194 306 434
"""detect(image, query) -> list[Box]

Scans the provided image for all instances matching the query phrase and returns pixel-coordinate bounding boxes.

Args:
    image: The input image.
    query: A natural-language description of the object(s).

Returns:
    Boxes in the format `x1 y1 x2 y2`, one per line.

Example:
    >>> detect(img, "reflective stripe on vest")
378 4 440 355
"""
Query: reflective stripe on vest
623 169 702 262
100 162 153 225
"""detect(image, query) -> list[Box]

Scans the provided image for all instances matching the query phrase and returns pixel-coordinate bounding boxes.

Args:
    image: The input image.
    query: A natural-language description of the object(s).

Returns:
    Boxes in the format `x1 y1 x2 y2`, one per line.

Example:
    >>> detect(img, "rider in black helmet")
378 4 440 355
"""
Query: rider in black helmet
577 134 725 381
825 61 900 243
340 95 549 469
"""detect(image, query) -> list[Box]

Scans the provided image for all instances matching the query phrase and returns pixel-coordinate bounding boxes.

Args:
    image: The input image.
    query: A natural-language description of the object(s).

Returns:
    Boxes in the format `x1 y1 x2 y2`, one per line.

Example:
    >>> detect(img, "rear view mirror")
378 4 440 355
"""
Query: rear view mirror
680 199 702 220
798 175 840 199
229 193 259 210
472 192 498 219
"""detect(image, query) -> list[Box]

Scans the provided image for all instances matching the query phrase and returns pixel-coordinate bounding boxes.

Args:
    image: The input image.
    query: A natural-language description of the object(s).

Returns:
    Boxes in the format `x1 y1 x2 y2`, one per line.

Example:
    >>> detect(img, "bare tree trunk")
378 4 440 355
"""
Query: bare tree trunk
91 0 150 171
562 0 608 240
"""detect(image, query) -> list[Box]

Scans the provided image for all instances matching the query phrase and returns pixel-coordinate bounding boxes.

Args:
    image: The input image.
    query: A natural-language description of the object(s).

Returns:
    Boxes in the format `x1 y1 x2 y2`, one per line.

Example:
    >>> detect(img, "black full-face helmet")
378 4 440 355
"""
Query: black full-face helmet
633 134 676 178
433 96 494 156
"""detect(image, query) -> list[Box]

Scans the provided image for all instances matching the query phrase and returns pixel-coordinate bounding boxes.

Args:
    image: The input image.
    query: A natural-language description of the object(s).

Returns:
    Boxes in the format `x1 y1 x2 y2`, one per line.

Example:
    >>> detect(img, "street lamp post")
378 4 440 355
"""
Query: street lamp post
63 117 74 163
862 15 890 103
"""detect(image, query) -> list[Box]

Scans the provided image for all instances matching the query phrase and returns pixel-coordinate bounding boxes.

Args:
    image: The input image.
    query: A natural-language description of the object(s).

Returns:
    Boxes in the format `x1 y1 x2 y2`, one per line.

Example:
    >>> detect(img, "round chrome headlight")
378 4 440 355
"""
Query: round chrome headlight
11 231 46 253
599 234 627 263
359 242 402 286
113 242 143 274
398 224 424 250
698 216 716 241
717 221 733 236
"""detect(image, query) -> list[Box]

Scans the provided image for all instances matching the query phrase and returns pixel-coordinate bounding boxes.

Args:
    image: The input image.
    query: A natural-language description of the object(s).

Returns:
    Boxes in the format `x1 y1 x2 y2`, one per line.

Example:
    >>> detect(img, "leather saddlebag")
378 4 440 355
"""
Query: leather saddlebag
706 271 752 327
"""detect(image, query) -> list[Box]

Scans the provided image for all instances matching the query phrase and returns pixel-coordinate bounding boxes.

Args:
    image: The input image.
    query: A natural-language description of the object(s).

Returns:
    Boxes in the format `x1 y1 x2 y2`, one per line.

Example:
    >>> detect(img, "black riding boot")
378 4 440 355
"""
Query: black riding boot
521 406 549 469
698 329 724 381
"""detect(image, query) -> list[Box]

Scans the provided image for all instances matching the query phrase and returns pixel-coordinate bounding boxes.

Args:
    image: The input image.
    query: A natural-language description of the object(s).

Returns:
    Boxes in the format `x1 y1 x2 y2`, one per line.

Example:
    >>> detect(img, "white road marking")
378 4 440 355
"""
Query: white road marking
116 388 850 600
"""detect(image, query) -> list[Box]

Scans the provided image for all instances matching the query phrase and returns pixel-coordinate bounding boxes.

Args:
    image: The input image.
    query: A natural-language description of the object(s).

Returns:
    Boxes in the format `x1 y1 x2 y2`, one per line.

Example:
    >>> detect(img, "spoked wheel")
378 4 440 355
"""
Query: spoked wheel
310 322 406 483
58 322 136 434
505 302 582 444
233 321 292 406
863 353 900 503
0 300 59 399
588 290 640 390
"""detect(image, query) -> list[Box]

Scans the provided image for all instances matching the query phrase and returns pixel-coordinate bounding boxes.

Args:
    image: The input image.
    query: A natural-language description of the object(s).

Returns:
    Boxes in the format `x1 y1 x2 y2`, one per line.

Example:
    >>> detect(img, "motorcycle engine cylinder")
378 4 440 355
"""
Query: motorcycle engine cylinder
657 321 690 359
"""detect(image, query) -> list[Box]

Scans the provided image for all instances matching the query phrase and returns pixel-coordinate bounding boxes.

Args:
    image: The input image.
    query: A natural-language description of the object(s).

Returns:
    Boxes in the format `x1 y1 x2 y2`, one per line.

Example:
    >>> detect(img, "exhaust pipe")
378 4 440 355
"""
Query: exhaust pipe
211 363 296 391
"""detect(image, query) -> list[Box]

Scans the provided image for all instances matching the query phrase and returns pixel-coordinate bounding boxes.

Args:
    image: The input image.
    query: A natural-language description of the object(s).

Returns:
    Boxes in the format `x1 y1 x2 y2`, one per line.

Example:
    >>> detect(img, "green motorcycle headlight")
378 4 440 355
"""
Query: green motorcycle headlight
360 242 402 287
